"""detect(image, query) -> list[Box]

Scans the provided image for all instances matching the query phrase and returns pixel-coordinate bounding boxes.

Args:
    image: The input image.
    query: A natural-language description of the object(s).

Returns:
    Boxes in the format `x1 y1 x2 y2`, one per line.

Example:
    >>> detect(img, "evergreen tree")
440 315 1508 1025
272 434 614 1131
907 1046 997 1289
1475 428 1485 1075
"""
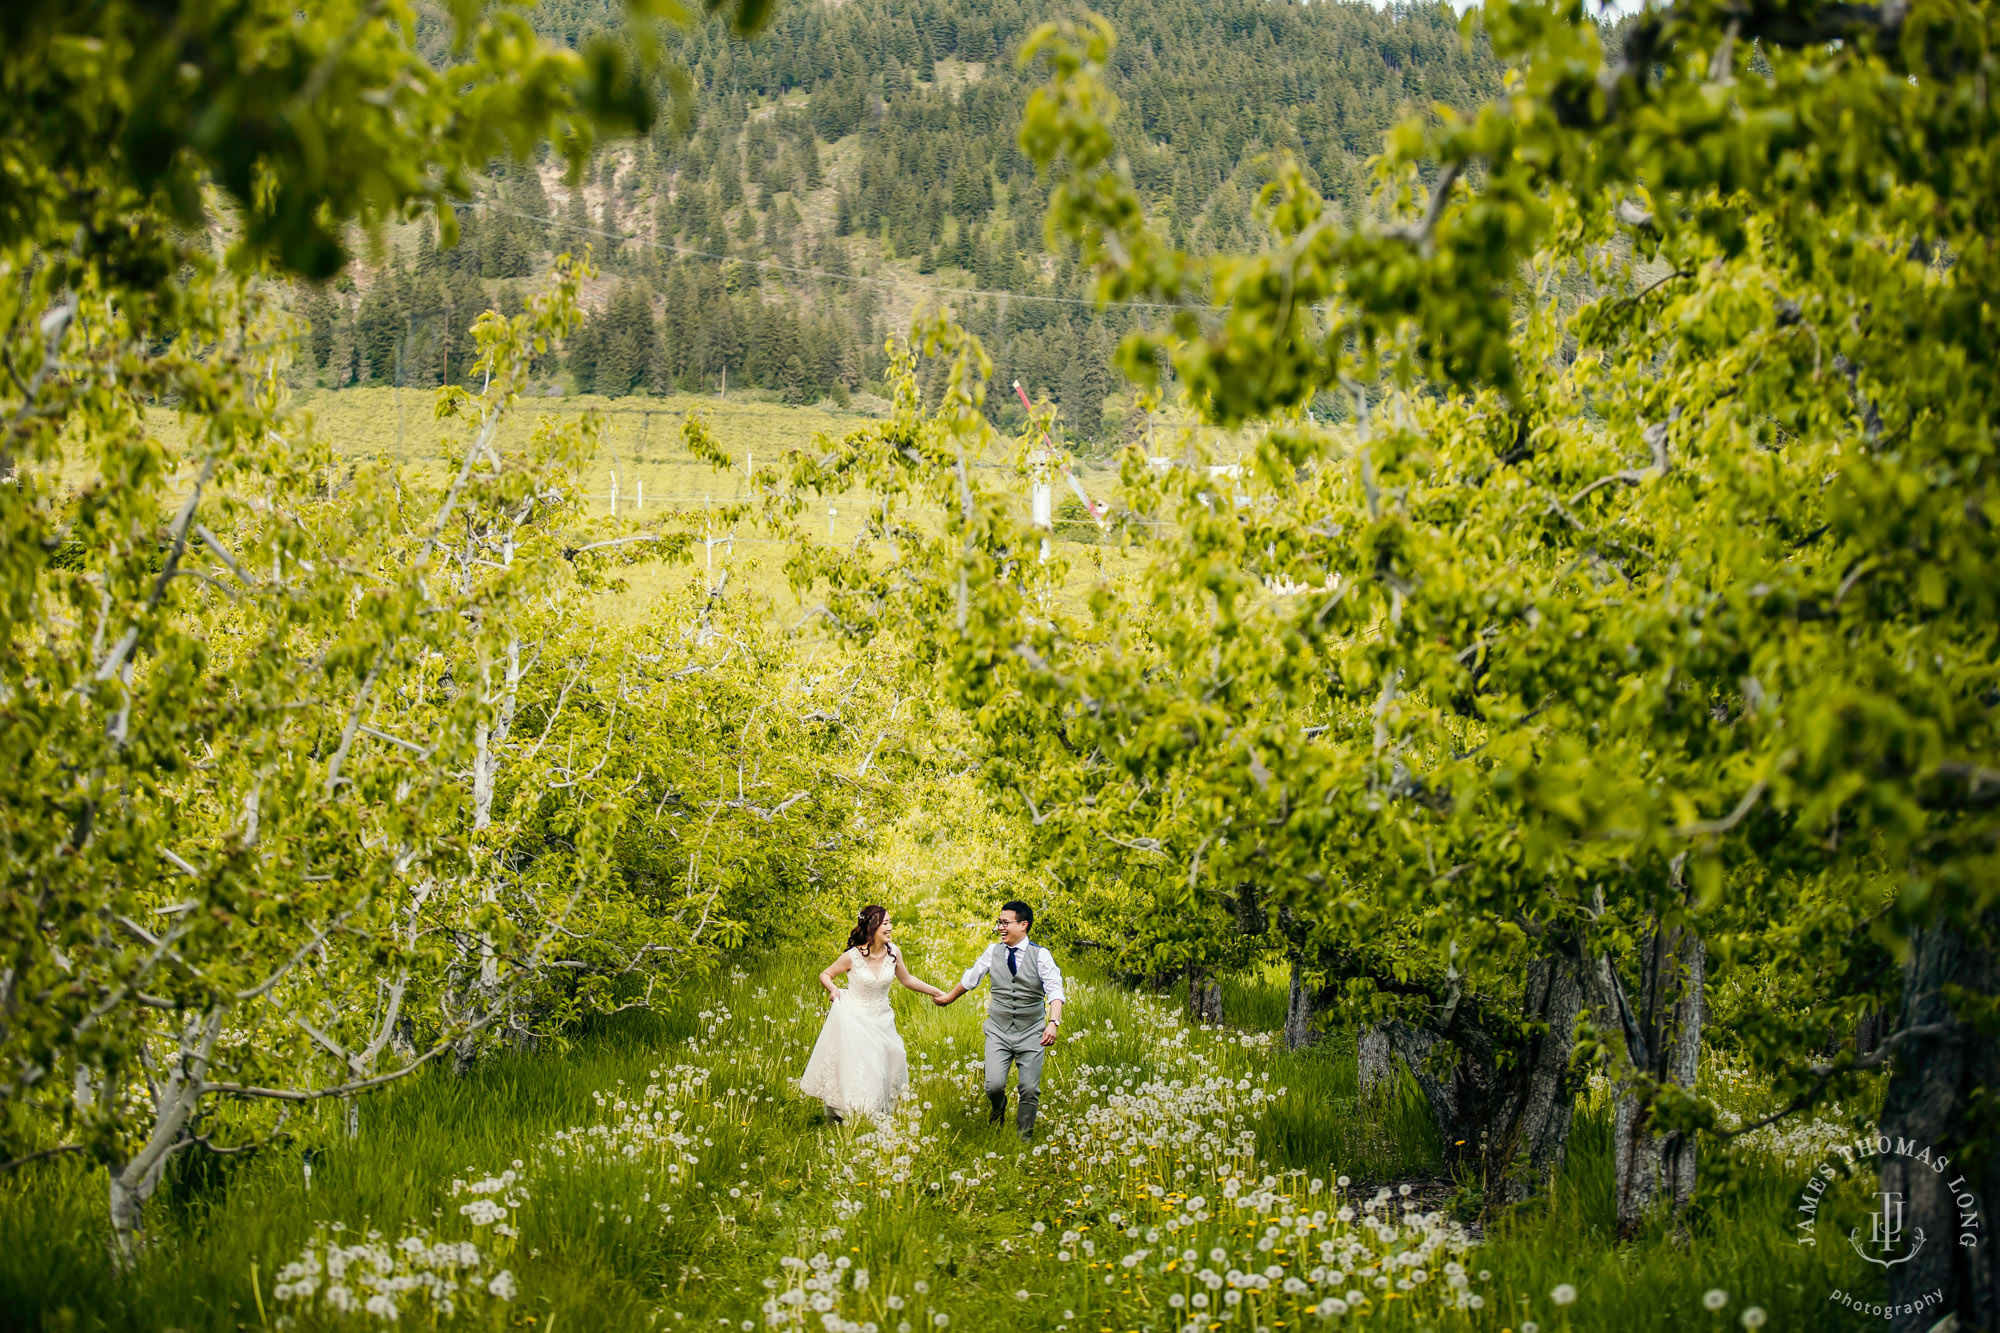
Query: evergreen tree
591 281 657 396
561 186 591 258
300 0 1503 417
356 259 409 383
300 285 337 371
661 266 697 387
513 168 552 250
405 269 447 387
445 270 488 386
566 315 603 390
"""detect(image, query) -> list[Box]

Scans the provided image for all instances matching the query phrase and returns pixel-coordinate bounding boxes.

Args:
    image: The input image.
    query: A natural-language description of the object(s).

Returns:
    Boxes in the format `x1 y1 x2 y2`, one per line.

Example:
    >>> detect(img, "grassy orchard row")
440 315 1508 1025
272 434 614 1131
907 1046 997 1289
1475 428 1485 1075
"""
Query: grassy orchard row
0 908 1892 1332
0 264 937 1263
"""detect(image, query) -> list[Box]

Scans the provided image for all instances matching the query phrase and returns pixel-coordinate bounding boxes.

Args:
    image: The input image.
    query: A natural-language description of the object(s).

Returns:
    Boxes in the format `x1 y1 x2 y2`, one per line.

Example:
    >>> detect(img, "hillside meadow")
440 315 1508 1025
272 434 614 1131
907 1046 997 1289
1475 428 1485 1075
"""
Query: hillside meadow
125 385 1175 622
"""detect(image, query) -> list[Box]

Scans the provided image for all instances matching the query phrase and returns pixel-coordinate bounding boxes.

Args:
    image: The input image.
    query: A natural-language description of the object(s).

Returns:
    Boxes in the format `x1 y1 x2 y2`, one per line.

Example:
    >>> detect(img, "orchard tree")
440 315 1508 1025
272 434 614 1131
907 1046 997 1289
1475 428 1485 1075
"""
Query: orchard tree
3 249 892 1255
0 0 808 1257
766 7 1998 1319
0 259 588 1254
1020 0 1996 1301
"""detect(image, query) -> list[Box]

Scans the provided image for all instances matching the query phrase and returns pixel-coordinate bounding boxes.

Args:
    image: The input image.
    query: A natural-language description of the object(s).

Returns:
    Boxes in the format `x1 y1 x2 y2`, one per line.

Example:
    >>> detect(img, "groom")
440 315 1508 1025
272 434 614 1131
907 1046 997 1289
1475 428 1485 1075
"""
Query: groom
933 899 1065 1139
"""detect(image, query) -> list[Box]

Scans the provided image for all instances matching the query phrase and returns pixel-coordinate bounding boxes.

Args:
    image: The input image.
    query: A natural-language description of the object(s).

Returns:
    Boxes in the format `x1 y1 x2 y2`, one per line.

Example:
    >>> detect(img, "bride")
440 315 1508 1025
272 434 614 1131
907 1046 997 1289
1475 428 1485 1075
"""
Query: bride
799 905 945 1122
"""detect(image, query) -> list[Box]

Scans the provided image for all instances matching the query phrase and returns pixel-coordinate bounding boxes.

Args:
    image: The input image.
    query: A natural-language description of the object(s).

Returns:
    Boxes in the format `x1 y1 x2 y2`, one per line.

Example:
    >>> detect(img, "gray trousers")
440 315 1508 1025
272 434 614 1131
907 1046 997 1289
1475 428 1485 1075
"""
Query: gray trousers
984 1022 1046 1136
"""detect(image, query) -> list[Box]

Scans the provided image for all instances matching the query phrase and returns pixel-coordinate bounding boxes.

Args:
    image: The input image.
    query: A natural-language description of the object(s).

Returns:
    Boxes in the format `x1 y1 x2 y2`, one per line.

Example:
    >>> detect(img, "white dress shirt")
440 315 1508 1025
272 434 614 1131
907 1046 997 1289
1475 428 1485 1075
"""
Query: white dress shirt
960 937 1066 1005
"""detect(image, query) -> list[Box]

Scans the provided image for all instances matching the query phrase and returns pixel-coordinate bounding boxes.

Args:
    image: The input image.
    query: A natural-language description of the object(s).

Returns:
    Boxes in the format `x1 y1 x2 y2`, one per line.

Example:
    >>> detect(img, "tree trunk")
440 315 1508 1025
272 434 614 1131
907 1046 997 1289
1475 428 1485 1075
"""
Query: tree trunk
1493 955 1582 1207
1856 1005 1884 1057
1879 919 2000 1333
109 1007 223 1265
452 1022 483 1077
1187 963 1223 1025
1588 923 1705 1240
1358 952 1581 1212
1285 959 1329 1050
107 1167 156 1264
1357 1023 1395 1099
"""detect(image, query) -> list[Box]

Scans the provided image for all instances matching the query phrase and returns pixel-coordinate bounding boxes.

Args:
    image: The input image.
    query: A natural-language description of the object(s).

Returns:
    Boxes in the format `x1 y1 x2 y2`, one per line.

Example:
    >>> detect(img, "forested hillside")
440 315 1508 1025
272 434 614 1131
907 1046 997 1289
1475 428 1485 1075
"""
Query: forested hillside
301 0 1497 444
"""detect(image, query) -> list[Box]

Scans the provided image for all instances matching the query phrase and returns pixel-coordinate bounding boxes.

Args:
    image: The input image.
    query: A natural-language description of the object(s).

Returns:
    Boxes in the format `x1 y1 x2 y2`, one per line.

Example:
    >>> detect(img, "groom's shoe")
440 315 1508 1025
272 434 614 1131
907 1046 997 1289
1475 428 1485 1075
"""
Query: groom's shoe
987 1090 1008 1125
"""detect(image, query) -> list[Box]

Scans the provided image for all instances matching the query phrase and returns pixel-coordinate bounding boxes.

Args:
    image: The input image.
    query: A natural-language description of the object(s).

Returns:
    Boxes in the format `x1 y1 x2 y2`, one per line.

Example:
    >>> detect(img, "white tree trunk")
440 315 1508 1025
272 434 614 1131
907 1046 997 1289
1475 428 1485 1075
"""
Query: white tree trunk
472 716 493 831
108 1007 223 1266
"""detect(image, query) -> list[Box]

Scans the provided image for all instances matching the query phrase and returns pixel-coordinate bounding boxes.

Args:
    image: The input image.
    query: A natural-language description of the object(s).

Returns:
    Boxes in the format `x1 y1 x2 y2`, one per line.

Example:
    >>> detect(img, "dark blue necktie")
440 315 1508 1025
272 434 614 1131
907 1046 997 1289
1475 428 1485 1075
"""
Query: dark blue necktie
1008 946 1018 976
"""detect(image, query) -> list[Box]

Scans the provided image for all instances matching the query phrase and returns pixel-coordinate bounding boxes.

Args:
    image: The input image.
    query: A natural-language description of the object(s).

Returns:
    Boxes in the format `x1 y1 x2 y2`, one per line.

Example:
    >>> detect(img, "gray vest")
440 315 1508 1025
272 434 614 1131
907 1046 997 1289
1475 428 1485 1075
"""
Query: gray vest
986 941 1047 1032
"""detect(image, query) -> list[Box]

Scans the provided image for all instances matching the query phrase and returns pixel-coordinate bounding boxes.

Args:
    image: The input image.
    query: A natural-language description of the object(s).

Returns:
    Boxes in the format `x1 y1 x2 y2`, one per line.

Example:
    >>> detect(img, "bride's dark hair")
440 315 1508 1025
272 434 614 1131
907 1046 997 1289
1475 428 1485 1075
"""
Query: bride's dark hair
847 904 889 955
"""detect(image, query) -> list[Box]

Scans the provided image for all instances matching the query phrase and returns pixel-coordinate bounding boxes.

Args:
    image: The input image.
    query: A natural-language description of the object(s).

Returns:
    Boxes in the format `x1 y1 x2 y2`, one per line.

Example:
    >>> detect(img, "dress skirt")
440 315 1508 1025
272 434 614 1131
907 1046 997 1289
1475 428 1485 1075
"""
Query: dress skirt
798 993 909 1120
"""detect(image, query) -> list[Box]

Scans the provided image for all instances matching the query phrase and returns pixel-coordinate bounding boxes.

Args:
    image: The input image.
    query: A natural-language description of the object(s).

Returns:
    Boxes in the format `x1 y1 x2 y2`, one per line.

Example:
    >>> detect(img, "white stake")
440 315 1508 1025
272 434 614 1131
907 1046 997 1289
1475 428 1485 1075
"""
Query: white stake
609 465 618 516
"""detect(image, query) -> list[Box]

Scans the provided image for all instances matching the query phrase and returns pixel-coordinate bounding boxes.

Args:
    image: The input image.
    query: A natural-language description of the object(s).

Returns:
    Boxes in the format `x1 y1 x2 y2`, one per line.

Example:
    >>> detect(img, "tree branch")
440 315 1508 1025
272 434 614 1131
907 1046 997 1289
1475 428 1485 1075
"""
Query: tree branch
1928 762 2000 810
0 1143 87 1173
1389 159 1466 252
1677 779 1768 837
1710 1020 1956 1141
323 660 382 797
204 1014 498 1102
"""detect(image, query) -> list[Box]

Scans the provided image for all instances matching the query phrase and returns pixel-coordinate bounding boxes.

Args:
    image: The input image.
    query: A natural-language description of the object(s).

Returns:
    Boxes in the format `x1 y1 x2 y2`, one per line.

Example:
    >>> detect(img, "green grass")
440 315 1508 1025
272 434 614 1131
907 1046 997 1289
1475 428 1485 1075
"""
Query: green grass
111 386 1152 627
2 925 1892 1333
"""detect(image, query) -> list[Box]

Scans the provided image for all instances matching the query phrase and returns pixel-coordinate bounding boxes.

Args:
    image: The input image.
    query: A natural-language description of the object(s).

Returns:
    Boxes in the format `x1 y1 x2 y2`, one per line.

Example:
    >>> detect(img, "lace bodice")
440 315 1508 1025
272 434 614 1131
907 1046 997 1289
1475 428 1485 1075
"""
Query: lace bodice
843 946 897 1014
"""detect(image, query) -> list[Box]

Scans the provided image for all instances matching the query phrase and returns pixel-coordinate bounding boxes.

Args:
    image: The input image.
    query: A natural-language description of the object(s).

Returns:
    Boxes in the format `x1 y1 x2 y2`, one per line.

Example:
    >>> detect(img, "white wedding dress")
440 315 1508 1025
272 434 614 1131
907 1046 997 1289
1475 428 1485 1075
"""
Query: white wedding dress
798 946 909 1119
